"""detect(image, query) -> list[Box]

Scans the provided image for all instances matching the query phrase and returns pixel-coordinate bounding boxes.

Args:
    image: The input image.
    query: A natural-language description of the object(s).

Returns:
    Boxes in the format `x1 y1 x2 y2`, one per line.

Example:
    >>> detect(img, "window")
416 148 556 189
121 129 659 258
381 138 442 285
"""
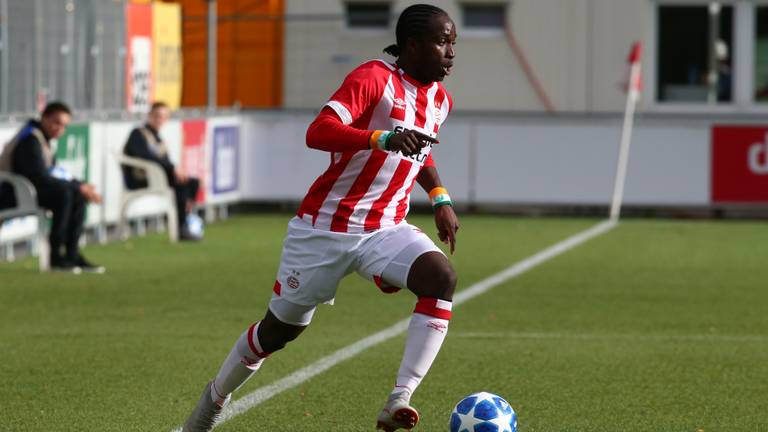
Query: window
462 3 507 29
756 6 768 103
345 2 391 29
656 4 733 104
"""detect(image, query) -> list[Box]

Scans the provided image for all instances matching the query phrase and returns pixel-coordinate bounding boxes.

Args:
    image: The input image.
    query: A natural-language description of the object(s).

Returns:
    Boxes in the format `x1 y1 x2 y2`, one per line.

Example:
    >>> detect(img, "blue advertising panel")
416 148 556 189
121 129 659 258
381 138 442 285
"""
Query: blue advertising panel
212 126 240 194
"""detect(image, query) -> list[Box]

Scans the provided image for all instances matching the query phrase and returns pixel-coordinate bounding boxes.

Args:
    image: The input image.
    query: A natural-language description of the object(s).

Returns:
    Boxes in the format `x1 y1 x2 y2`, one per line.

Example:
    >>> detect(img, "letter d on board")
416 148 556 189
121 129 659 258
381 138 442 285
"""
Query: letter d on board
748 132 768 175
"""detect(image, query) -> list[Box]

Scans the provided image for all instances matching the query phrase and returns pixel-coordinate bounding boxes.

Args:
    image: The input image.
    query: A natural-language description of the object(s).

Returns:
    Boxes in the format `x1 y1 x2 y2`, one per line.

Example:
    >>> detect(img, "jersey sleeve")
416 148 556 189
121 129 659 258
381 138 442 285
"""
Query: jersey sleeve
305 107 372 152
423 153 436 168
324 61 390 126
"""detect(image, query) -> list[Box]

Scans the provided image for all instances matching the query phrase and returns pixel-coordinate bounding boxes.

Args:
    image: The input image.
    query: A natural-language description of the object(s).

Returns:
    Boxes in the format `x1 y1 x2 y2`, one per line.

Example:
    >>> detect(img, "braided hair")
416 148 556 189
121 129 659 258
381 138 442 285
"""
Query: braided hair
383 4 448 57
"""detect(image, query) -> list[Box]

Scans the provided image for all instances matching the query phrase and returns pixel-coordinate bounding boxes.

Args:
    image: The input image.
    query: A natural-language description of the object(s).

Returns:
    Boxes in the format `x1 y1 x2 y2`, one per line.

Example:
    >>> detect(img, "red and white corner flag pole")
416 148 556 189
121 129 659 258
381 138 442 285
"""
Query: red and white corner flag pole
610 42 643 221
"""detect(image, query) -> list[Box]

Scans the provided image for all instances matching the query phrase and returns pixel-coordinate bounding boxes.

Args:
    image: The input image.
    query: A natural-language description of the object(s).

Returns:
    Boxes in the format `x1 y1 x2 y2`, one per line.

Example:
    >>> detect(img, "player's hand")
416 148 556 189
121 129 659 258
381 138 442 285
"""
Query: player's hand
435 204 459 254
387 130 438 156
79 183 102 204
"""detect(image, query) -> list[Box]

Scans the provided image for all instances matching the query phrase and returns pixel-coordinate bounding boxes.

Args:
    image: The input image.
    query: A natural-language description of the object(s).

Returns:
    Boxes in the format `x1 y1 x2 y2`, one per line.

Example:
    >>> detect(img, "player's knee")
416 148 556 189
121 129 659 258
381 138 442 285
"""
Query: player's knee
434 265 457 300
258 322 305 352
266 329 301 351
409 257 457 300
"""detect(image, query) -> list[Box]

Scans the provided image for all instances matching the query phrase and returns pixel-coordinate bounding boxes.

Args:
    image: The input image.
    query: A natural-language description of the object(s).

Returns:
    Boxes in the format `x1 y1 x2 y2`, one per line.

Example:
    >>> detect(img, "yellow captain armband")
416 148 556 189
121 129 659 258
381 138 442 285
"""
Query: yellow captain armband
429 187 452 210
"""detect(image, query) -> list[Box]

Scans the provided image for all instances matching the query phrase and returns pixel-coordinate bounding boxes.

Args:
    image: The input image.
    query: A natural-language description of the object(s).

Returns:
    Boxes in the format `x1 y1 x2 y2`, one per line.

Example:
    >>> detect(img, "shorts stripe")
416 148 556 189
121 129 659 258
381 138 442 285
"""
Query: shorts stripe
373 275 402 294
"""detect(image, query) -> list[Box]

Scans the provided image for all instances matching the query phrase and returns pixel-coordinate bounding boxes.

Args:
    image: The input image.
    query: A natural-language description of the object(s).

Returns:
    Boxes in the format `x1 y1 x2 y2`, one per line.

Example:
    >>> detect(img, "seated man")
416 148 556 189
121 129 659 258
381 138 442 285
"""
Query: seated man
0 101 104 273
122 101 201 241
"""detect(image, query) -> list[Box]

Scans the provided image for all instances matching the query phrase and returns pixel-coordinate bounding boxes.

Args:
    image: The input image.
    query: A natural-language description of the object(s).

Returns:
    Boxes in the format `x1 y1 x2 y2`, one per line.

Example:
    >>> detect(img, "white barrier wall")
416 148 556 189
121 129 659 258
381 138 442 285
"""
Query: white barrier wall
239 112 728 207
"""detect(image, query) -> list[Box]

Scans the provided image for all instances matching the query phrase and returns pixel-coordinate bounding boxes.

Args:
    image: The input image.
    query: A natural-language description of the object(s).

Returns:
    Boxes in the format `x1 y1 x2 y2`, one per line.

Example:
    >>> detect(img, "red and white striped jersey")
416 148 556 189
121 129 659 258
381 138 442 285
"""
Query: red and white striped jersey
298 60 453 233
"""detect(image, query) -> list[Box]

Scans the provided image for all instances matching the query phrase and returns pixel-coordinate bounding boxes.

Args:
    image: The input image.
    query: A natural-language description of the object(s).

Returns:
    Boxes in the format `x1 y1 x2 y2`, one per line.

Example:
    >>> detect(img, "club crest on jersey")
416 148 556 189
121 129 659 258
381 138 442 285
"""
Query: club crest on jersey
287 276 300 289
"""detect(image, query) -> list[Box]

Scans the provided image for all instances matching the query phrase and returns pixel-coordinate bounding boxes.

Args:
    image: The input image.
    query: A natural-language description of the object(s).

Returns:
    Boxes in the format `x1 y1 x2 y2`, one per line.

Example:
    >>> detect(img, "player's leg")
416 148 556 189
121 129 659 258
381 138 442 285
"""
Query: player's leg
183 216 350 432
211 301 312 401
393 250 456 395
359 225 456 430
378 250 456 431
182 301 313 432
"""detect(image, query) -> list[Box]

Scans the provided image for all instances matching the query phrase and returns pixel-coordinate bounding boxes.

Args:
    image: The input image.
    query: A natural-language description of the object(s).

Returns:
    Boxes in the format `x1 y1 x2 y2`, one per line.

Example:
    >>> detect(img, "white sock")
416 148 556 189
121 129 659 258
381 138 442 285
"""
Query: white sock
211 322 270 403
391 299 451 401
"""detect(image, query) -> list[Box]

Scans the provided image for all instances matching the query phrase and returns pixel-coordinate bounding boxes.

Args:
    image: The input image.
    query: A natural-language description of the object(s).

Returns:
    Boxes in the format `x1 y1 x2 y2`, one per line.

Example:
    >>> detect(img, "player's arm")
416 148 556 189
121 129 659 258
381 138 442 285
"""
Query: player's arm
305 107 374 152
307 62 435 153
306 109 439 154
417 160 459 254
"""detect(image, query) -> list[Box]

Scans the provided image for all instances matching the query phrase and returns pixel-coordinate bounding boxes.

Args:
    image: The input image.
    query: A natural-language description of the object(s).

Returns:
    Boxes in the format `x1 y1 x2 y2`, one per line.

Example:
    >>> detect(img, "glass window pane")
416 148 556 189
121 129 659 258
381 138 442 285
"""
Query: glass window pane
462 4 506 29
345 3 390 29
657 5 733 104
756 6 768 102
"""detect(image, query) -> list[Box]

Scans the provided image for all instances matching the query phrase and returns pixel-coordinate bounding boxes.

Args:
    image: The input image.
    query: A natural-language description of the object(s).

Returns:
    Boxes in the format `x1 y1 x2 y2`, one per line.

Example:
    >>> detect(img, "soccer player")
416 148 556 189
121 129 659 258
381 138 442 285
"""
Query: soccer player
182 4 458 431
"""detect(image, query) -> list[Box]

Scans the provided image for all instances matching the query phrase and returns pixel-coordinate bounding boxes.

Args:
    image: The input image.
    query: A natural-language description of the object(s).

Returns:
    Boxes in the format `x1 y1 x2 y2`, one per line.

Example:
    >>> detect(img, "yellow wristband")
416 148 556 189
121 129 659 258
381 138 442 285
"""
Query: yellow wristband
429 187 449 199
370 131 384 150
429 187 452 209
369 130 393 151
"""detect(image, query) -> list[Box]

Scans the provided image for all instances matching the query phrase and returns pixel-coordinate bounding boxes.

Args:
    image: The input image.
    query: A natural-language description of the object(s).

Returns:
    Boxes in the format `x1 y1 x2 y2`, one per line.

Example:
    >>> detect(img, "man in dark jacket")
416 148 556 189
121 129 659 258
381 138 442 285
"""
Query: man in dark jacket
122 101 200 241
0 101 104 272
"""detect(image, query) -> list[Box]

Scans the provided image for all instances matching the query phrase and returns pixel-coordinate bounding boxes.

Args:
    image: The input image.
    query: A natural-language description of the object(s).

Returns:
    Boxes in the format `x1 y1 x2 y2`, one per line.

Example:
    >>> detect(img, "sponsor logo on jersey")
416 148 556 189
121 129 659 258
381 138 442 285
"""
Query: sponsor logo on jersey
393 97 406 110
392 125 434 164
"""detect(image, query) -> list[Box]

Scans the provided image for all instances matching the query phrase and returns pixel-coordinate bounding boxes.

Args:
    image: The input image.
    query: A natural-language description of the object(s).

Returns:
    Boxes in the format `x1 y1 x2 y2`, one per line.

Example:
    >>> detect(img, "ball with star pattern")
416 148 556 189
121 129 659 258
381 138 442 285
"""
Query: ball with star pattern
449 392 517 432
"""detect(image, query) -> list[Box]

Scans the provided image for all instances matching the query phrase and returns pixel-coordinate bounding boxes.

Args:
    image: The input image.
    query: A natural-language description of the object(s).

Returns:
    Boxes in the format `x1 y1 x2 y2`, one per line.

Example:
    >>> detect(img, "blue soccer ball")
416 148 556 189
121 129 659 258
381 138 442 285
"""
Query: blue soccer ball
449 392 517 432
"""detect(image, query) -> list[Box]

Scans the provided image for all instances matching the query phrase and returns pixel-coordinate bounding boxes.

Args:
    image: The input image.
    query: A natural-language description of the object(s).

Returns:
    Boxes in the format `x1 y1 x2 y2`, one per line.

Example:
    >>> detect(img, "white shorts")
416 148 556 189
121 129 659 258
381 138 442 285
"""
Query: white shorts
268 216 443 326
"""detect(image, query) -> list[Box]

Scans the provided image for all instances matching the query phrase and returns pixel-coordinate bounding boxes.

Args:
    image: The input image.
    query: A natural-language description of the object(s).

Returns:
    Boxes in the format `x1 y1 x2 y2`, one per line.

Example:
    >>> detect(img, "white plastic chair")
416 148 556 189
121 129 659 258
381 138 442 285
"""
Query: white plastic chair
115 153 178 242
0 171 50 271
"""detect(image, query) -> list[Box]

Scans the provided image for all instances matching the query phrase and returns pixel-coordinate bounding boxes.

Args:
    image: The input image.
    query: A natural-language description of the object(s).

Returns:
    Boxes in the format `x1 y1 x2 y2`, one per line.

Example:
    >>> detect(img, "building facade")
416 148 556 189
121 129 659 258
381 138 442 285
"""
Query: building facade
284 0 768 114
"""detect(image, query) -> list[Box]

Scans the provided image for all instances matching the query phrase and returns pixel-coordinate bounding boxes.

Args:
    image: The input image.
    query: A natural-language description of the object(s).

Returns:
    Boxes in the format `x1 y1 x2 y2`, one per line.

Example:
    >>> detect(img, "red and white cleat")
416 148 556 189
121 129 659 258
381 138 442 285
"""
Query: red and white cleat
376 394 419 431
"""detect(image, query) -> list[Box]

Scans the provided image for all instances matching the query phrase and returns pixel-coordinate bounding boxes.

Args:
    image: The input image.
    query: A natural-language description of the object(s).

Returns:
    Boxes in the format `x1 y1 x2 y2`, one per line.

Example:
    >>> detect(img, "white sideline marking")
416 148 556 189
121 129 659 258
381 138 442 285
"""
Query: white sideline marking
451 331 768 343
171 219 616 431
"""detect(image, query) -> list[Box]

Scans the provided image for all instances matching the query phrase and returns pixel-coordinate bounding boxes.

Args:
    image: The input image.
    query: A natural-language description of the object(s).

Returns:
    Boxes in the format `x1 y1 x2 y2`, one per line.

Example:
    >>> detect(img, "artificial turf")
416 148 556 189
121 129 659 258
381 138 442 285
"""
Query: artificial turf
1 214 765 431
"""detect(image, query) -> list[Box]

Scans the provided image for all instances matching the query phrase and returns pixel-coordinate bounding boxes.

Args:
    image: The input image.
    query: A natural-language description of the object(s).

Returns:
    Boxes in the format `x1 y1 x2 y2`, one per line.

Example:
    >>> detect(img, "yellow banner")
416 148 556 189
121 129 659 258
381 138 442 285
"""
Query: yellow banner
152 2 182 109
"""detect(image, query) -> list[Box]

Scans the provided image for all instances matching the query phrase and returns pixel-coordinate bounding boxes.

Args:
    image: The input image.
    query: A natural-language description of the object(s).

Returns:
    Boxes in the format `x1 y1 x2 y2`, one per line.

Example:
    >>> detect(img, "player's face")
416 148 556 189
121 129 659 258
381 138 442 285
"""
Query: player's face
414 15 456 83
41 112 71 139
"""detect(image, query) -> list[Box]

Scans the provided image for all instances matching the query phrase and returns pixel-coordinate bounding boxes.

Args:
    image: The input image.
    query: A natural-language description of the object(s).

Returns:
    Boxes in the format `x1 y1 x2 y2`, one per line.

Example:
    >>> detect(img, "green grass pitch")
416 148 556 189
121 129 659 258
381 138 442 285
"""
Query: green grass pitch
1 214 766 431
